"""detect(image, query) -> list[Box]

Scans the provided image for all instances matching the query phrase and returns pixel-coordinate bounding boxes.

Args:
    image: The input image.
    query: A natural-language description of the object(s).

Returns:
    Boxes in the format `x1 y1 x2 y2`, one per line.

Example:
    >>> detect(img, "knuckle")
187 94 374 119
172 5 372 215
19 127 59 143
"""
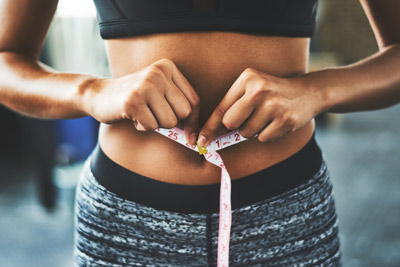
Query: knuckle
159 58 175 66
257 134 268 143
268 96 284 110
148 122 159 131
179 105 192 119
282 112 296 126
122 99 134 113
215 104 227 118
239 128 252 138
259 99 273 112
248 84 269 100
147 64 165 78
257 80 270 93
243 67 257 76
241 68 257 82
155 58 175 71
164 117 178 128
275 117 286 129
124 94 146 115
130 89 145 104
140 75 156 89
191 94 200 107
222 116 236 130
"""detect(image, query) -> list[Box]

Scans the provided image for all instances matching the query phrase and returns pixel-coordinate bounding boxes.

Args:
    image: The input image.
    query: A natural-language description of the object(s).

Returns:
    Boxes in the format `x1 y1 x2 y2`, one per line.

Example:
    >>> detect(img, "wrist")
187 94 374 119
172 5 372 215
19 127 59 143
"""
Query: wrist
290 71 334 117
75 76 107 117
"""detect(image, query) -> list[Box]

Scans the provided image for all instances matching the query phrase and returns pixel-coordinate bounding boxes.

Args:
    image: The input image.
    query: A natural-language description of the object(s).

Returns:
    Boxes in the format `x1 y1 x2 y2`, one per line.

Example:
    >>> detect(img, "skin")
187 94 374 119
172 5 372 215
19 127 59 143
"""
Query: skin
0 0 399 185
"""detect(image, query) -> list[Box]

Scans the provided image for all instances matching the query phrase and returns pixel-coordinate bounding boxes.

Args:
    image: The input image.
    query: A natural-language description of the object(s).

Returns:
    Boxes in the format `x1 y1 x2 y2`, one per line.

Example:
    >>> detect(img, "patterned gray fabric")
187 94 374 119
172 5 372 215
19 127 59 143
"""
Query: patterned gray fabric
73 158 342 266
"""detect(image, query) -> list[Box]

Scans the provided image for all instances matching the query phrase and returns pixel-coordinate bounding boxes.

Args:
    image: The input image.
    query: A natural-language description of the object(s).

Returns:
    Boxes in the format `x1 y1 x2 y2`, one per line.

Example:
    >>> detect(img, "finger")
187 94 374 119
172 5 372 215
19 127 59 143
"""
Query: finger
170 64 200 111
134 106 158 131
182 93 200 146
238 107 274 138
164 82 192 120
183 105 200 146
222 95 255 130
170 65 201 145
148 94 178 129
198 79 245 147
257 119 294 143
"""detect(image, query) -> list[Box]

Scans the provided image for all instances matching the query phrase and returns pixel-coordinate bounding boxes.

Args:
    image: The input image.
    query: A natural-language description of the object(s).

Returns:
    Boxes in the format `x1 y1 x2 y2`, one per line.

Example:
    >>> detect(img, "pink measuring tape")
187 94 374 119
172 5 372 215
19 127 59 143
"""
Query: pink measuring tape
155 127 249 267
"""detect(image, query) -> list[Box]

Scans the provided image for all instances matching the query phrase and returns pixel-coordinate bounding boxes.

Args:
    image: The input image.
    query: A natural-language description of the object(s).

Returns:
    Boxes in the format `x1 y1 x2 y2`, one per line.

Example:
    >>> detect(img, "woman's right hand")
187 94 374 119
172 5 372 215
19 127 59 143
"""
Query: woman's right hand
83 58 200 145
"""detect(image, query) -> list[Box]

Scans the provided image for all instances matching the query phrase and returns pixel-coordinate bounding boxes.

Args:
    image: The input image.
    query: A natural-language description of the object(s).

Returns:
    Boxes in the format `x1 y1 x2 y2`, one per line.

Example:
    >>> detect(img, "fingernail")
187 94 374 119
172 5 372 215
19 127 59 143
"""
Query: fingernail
136 123 145 131
197 135 207 147
189 133 197 145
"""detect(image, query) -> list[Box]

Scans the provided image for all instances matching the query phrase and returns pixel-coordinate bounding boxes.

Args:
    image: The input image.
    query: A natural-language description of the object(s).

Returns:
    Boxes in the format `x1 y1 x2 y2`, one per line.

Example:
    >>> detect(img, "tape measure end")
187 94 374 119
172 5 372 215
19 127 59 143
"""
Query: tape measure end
196 141 208 155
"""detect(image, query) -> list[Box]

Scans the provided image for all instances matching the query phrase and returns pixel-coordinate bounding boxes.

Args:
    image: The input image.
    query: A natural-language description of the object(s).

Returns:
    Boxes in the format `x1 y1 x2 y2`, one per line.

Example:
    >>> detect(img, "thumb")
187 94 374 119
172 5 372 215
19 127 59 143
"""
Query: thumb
197 106 226 148
183 119 199 147
183 99 200 146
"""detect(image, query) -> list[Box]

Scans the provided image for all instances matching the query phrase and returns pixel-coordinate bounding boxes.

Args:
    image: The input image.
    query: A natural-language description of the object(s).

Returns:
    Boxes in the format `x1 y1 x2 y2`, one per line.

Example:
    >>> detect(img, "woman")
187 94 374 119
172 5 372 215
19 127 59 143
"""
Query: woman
1 0 399 266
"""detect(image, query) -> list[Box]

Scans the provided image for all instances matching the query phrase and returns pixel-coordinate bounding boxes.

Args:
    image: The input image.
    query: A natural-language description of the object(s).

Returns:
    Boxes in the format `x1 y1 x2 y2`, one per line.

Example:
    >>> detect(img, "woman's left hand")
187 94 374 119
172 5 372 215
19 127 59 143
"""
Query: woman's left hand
197 67 321 147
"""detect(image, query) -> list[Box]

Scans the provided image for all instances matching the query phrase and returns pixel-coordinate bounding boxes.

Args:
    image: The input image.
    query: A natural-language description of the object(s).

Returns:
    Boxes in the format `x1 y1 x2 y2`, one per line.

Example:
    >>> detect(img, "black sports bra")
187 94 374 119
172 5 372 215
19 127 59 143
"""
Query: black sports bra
93 0 319 39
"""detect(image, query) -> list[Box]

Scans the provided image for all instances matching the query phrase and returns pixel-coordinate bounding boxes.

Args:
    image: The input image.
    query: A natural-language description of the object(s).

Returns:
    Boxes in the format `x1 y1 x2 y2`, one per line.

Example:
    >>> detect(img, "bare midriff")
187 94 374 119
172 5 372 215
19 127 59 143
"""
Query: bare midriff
99 31 315 185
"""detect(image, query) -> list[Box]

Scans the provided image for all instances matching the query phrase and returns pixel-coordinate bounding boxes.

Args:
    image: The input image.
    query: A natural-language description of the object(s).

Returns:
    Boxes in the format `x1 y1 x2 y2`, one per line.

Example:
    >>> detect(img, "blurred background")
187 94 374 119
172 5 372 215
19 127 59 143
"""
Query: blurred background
0 0 399 266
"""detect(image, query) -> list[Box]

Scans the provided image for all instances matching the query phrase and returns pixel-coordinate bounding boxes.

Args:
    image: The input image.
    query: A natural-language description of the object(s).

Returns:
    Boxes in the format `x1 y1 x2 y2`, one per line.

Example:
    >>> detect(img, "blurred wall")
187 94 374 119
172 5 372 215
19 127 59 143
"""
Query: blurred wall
316 0 378 64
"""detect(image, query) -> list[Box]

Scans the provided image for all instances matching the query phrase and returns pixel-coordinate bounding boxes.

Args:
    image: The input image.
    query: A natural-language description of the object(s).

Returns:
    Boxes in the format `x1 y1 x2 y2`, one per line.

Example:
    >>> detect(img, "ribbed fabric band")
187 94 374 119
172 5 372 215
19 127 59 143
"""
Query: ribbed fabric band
90 134 322 214
93 0 319 39
98 17 316 39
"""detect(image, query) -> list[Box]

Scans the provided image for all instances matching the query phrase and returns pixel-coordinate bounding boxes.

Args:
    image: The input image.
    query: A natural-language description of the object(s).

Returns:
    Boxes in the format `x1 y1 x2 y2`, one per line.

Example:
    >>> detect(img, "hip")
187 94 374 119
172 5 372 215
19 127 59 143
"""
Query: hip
74 141 341 266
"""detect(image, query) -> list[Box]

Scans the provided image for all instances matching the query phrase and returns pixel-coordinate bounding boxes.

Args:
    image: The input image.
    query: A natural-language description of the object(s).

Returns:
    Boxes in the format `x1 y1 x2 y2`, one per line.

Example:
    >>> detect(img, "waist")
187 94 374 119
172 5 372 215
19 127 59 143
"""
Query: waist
91 130 323 214
98 120 315 184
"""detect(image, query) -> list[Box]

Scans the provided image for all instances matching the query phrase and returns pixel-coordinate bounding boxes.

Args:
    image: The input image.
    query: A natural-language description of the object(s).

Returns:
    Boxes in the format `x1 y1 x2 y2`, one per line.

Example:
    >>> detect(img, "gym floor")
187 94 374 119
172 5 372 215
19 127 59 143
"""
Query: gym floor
0 104 399 267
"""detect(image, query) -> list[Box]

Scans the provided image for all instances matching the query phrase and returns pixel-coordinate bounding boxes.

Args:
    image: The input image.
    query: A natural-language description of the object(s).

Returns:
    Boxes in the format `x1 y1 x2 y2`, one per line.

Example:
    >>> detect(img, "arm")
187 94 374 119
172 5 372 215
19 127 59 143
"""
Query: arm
299 0 400 113
197 0 400 147
0 0 200 145
0 0 92 119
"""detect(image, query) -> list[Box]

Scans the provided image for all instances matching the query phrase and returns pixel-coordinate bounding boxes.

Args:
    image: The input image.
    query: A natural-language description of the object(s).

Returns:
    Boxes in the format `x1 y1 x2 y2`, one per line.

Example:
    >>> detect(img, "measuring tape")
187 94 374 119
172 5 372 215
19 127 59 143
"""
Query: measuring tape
155 127 249 267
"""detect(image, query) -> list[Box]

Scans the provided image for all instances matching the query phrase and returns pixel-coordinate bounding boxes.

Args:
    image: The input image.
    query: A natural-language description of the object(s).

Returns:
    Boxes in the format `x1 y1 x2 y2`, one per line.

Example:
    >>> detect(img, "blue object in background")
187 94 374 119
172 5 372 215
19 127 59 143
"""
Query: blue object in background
55 117 99 163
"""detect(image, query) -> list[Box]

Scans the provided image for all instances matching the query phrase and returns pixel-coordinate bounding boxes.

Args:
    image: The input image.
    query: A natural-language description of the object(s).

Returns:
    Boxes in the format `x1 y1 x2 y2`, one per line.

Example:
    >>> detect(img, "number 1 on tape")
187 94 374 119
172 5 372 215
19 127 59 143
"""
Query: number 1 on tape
155 127 248 267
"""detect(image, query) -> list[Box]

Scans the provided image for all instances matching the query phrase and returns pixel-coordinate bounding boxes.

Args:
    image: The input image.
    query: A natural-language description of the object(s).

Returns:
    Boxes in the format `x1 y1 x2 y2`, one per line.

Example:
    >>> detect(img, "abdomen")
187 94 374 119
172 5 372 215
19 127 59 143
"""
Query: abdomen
99 31 315 185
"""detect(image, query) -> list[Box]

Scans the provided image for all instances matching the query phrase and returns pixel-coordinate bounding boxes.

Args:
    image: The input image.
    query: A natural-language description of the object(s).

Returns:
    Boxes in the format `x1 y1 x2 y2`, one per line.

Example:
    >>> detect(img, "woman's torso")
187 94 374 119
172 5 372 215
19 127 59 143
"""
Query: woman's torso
99 31 315 185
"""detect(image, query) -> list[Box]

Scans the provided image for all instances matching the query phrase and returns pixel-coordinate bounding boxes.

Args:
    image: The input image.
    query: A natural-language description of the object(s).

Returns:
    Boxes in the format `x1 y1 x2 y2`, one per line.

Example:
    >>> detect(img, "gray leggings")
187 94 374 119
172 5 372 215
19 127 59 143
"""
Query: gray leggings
73 147 341 266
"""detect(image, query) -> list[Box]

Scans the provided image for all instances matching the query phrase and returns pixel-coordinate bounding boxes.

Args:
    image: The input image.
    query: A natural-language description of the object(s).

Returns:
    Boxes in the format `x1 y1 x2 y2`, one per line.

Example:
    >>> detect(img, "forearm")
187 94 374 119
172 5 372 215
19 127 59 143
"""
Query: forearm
0 51 99 119
298 44 400 114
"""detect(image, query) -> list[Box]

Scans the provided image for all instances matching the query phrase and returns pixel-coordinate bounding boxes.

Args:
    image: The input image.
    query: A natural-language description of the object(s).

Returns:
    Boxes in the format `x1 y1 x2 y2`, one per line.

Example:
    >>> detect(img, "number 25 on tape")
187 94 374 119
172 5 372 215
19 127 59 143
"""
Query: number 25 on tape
168 130 178 141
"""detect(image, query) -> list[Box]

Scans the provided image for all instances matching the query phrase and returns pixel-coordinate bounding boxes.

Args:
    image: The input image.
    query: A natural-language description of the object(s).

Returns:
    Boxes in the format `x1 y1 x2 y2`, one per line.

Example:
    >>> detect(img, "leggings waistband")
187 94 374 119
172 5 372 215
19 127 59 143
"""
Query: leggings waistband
90 133 323 214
